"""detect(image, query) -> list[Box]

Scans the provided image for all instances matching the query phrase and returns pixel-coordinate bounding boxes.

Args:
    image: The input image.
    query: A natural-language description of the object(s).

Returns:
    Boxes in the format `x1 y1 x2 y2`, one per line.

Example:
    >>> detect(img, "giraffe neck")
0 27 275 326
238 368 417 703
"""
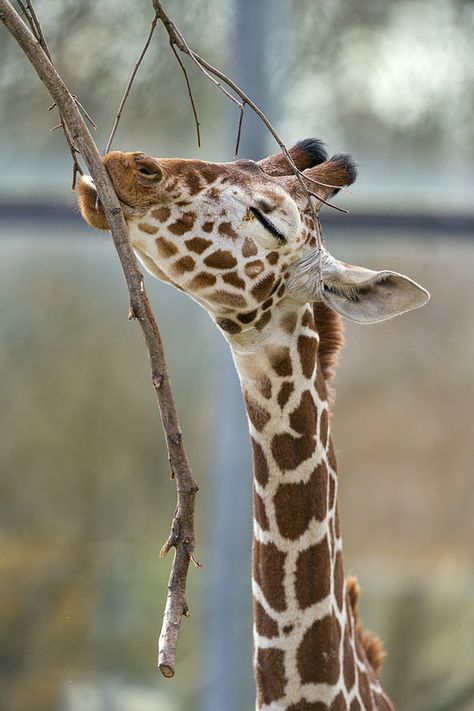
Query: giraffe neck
229 301 386 711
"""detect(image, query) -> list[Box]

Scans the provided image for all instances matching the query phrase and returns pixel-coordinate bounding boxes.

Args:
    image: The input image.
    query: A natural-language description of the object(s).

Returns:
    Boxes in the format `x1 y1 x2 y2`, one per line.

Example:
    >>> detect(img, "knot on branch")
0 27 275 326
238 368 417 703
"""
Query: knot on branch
152 372 164 389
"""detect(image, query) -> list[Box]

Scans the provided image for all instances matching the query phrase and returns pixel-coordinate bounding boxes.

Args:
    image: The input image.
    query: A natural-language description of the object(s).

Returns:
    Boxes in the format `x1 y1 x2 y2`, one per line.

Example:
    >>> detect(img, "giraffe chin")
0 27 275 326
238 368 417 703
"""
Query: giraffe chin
77 175 136 231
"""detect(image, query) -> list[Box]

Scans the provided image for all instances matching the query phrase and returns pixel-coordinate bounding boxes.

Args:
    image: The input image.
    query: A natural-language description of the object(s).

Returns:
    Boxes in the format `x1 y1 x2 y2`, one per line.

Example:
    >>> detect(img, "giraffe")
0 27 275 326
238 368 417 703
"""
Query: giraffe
78 139 429 710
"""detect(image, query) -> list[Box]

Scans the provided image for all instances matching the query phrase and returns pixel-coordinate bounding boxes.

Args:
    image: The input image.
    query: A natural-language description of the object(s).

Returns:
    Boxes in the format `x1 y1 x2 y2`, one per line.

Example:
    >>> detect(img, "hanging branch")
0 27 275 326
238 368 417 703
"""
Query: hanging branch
0 0 199 680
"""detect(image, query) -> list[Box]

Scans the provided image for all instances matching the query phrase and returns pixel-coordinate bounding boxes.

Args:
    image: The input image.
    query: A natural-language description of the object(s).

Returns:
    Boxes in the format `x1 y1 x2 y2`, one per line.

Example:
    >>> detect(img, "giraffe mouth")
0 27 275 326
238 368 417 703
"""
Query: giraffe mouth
81 175 135 213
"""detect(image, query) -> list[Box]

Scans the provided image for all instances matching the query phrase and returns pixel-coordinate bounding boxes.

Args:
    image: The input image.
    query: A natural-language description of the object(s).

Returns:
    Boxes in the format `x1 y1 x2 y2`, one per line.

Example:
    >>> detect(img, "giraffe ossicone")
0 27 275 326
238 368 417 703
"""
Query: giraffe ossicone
78 138 429 711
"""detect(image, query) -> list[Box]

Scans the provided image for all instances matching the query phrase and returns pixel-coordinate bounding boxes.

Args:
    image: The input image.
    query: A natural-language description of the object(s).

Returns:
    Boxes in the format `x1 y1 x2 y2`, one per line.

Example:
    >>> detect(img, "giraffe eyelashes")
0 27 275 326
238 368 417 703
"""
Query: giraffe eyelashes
249 206 286 243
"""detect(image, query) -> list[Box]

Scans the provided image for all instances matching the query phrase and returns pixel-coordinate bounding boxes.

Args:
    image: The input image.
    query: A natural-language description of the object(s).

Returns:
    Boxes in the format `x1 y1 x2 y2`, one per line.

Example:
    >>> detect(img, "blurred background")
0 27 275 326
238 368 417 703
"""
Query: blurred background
0 1 473 710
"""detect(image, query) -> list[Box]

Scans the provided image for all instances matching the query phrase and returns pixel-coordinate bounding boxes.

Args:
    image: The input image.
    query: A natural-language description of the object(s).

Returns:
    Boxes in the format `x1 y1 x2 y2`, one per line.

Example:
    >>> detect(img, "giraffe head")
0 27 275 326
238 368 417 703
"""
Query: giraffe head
78 139 429 335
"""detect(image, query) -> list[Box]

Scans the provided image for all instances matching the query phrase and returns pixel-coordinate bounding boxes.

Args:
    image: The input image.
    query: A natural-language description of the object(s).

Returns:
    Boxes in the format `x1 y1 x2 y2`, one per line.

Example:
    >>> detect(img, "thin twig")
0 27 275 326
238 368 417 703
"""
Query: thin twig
104 12 159 154
309 191 349 214
15 0 85 188
170 43 201 148
73 94 97 129
0 0 199 680
234 101 245 157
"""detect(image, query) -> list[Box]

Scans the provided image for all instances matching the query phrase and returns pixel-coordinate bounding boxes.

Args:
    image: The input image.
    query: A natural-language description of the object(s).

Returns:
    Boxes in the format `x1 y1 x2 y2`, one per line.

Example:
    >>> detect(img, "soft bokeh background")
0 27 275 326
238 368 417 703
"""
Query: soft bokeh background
1 1 473 710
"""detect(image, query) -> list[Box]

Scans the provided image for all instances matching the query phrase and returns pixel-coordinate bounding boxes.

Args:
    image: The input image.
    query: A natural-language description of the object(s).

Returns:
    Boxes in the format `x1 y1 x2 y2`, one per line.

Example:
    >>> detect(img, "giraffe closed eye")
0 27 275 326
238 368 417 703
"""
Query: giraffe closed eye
249 206 286 243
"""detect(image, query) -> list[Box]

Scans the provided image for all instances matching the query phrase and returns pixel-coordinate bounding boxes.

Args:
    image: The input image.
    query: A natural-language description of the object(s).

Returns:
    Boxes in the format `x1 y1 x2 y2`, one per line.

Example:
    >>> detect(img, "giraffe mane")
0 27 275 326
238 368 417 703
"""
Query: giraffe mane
346 576 386 676
313 301 345 383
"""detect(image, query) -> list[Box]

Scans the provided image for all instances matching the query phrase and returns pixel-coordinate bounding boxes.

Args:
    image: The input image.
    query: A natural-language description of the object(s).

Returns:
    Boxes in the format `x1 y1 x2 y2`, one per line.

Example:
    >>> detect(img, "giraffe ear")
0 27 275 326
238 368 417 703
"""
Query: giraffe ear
258 138 328 176
288 251 430 323
302 153 357 203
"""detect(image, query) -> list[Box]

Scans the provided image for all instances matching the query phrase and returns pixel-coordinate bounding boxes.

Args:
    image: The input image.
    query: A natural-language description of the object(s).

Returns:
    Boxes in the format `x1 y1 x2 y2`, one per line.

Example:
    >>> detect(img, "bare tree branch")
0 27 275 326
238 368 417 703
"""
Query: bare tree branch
0 0 199 680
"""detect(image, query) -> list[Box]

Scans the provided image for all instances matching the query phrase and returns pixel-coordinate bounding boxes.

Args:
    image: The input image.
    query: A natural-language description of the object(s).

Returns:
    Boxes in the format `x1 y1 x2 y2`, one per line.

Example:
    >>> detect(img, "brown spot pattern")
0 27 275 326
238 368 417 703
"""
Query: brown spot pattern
288 702 327 711
316 365 328 401
216 318 241 334
184 172 202 195
329 693 346 711
298 335 318 378
252 273 276 301
255 311 272 331
202 221 214 233
244 391 271 431
257 375 272 399
242 237 258 257
185 236 212 254
343 628 356 690
168 212 196 235
268 346 293 377
297 614 341 685
320 409 329 448
223 271 245 289
272 432 315 471
218 221 238 239
251 437 269 487
187 272 216 290
253 540 286 612
281 311 298 335
289 390 317 436
174 255 195 273
277 381 294 409
328 440 338 471
334 551 344 610
155 237 178 258
214 290 247 308
237 310 258 324
302 309 316 329
349 700 362 711
328 475 336 510
295 537 331 608
138 222 158 234
245 260 265 278
200 165 220 183
267 251 279 265
254 601 278 638
274 464 328 541
254 490 269 531
204 250 237 270
359 672 372 708
151 207 170 222
255 648 286 707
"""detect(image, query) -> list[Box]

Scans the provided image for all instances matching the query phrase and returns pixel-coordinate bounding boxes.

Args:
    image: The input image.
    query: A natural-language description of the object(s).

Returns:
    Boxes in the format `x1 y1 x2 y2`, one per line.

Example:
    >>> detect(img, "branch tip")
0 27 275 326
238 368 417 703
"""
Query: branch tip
159 663 175 679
